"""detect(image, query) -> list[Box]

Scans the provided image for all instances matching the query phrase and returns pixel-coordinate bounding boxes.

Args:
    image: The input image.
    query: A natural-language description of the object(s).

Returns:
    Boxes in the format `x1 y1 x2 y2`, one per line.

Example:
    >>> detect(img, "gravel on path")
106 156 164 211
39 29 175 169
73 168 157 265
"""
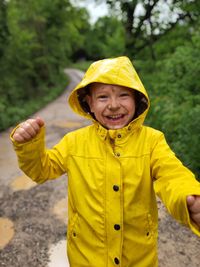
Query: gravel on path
0 69 200 267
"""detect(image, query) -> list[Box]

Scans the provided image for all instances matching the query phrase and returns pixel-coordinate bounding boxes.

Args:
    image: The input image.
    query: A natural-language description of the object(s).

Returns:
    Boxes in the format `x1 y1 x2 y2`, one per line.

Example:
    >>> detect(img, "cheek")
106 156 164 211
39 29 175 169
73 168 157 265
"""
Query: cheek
92 102 106 113
125 99 136 113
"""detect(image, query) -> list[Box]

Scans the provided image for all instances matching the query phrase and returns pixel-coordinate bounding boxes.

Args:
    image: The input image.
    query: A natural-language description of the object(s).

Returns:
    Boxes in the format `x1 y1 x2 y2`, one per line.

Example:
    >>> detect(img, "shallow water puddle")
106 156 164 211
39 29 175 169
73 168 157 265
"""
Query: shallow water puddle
52 197 68 224
48 240 69 267
51 120 83 129
10 175 37 191
0 218 14 249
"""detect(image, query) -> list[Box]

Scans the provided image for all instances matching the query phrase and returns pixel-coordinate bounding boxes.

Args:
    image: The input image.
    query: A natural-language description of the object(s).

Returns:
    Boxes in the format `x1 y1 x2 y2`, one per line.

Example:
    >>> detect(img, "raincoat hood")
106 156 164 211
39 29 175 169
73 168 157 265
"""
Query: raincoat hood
68 56 149 127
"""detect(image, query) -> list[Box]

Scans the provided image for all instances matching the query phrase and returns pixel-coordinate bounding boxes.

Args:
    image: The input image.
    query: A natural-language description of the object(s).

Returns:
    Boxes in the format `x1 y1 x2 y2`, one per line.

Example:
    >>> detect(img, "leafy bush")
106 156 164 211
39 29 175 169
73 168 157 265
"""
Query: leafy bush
0 72 68 131
141 35 200 176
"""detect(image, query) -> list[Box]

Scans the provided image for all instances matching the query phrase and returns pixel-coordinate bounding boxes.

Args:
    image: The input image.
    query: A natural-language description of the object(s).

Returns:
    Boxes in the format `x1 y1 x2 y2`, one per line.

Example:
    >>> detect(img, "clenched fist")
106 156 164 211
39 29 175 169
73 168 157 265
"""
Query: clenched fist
12 117 44 143
187 195 200 229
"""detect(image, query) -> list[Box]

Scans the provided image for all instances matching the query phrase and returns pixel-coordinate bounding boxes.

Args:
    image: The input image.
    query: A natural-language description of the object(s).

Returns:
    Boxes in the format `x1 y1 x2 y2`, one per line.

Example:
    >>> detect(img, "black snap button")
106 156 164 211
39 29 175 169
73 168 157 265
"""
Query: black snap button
117 134 121 138
113 185 119 191
114 257 120 264
114 224 120 230
115 152 120 157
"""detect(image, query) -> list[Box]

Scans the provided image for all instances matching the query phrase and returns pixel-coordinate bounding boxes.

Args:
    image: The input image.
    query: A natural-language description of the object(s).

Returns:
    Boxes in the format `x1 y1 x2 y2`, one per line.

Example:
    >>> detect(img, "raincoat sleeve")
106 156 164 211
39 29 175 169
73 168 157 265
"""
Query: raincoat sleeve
10 126 67 183
151 132 200 237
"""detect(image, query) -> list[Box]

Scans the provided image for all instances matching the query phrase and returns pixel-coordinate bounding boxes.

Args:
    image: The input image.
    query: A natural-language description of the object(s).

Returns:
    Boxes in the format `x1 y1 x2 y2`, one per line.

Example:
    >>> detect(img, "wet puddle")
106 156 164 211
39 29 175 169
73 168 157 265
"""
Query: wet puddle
48 240 69 267
10 175 37 191
51 120 83 129
52 197 68 224
0 217 15 249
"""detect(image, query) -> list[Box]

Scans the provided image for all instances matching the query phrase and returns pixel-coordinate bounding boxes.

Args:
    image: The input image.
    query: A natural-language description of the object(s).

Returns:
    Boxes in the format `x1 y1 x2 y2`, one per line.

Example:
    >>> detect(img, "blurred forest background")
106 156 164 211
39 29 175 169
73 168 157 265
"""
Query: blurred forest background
0 0 199 175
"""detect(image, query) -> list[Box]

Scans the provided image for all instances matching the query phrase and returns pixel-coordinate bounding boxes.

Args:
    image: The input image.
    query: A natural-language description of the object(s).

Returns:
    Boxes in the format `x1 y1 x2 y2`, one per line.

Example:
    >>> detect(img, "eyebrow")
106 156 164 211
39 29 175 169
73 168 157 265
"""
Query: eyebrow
89 84 136 96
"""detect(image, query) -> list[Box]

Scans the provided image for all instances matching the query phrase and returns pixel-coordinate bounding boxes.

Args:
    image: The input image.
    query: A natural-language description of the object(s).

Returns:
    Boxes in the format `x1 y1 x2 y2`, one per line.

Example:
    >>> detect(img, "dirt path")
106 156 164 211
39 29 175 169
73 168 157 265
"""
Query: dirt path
0 69 200 267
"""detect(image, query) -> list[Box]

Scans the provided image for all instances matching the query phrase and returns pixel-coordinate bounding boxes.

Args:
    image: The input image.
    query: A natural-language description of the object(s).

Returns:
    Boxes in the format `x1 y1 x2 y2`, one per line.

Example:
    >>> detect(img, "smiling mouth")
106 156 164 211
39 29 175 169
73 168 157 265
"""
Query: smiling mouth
106 114 125 120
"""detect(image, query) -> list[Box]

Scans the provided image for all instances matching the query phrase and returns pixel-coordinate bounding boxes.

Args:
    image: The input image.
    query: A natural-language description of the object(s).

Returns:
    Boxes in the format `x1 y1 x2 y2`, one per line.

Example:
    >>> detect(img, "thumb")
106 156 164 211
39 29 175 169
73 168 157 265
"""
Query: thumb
35 116 45 127
186 195 196 208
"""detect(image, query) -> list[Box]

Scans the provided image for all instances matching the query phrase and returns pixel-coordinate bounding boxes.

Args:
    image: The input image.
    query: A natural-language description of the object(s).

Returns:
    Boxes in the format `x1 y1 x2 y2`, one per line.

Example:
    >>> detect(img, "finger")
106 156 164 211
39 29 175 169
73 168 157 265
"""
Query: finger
26 119 42 133
186 195 195 207
22 121 38 137
187 195 200 214
24 117 44 134
17 127 33 140
12 127 33 143
35 116 45 127
12 132 27 143
18 120 39 139
190 212 200 225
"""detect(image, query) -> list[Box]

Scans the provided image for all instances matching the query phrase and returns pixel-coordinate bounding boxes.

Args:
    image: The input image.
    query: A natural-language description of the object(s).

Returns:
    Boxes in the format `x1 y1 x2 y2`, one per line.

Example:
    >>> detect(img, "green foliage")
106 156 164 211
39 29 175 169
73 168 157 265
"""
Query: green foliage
69 60 93 71
0 0 10 58
0 72 68 131
0 0 199 176
84 16 126 60
99 0 200 59
141 32 200 176
0 0 90 131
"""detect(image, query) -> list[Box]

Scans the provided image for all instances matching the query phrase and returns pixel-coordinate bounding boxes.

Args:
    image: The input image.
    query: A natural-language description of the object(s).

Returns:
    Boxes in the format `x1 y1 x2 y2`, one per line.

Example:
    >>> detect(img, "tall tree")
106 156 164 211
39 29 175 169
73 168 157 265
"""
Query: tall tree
3 0 90 95
0 0 92 130
0 0 9 58
85 16 126 59
94 0 200 58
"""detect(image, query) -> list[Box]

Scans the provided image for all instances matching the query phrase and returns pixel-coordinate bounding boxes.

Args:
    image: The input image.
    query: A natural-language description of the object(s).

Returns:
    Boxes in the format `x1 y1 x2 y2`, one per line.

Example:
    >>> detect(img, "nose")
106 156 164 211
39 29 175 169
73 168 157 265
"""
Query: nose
108 97 120 110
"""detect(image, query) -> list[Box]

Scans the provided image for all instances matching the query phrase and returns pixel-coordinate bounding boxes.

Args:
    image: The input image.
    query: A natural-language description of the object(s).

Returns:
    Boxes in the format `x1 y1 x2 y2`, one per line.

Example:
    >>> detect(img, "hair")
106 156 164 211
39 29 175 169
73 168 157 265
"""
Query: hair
77 85 94 117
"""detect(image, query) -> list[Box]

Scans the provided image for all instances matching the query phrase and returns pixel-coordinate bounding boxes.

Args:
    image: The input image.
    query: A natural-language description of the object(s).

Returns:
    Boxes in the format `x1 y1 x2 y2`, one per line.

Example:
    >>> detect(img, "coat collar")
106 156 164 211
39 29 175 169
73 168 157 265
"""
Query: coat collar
94 118 141 142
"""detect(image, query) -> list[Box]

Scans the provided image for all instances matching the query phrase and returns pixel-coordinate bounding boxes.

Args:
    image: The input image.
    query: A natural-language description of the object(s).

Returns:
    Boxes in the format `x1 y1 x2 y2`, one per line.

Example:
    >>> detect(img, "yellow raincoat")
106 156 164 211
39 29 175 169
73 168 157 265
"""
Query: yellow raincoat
11 56 200 267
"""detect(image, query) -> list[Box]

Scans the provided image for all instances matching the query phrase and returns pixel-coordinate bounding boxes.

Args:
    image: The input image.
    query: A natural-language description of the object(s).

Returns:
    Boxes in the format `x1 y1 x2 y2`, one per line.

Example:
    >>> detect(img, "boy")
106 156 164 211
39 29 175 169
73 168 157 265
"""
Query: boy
10 56 200 267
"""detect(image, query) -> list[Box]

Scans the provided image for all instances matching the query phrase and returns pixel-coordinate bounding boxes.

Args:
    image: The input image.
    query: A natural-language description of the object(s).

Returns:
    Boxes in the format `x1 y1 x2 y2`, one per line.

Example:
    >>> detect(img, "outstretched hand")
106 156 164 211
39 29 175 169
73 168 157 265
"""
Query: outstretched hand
187 195 200 229
12 117 44 143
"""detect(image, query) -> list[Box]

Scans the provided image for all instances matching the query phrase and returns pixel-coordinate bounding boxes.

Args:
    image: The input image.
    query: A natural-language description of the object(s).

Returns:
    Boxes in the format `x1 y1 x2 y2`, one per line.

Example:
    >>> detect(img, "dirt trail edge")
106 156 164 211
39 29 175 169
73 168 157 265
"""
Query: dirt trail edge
0 69 200 267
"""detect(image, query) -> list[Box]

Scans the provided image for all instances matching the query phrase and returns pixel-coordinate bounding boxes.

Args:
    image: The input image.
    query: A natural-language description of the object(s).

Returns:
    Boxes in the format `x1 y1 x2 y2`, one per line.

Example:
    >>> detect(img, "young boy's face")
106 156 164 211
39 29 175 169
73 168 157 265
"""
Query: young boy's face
86 83 136 130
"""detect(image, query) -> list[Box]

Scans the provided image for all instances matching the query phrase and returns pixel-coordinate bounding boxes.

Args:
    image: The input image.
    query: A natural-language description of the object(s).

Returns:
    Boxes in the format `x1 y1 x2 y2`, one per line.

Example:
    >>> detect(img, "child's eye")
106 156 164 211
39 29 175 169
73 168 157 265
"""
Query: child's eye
120 93 129 97
97 95 108 99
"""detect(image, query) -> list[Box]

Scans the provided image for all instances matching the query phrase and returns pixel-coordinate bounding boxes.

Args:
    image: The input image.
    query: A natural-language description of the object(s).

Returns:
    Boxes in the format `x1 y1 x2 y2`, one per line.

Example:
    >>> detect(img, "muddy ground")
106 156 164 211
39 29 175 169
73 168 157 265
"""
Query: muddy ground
0 69 200 267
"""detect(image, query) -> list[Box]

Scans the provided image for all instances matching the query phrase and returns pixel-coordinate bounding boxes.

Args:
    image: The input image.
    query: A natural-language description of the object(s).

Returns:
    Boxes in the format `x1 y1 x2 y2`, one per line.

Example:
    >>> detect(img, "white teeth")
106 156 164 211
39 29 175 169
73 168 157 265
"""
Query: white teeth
108 115 122 119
